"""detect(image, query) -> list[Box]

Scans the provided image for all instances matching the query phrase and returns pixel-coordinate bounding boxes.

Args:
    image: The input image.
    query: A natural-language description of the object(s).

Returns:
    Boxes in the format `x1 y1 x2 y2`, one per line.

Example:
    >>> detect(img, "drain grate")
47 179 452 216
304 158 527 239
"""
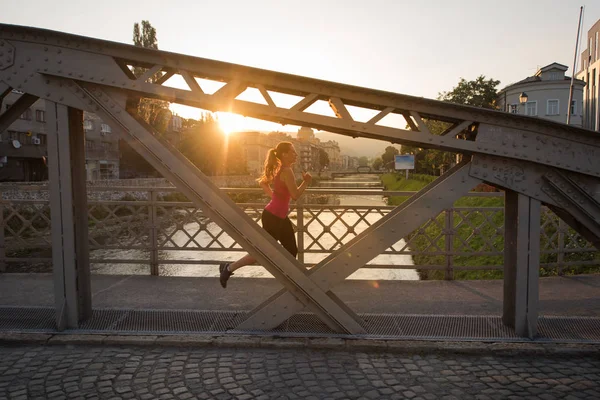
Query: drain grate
1 307 599 343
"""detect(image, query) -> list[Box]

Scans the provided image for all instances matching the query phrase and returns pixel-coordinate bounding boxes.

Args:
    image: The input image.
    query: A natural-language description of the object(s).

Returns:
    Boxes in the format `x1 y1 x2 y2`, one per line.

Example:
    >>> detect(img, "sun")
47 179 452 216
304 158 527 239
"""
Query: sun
216 112 248 135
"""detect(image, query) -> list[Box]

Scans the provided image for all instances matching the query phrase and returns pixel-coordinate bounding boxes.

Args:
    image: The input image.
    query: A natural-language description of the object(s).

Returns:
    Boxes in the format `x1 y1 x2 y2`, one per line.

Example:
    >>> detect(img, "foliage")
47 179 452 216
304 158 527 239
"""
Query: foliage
380 173 599 280
358 156 369 167
371 157 383 171
380 146 399 171
438 75 500 109
178 114 247 176
399 75 500 176
318 148 330 172
120 20 172 178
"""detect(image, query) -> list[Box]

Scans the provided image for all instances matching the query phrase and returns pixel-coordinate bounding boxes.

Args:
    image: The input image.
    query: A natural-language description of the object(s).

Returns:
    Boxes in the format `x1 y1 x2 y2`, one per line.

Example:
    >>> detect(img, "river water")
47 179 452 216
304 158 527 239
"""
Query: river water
90 175 418 280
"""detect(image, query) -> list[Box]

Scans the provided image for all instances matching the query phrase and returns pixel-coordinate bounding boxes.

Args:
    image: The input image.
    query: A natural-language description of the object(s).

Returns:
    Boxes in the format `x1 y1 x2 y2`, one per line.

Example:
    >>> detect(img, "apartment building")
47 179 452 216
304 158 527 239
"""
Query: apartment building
0 91 48 181
576 18 600 131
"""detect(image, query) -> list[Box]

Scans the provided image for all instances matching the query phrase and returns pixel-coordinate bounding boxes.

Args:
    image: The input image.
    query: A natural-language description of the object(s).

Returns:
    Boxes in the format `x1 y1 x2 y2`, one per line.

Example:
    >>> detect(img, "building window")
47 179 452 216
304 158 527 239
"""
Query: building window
35 110 45 122
570 100 577 116
549 72 559 80
546 99 559 116
509 104 518 114
100 124 112 134
19 109 32 120
83 120 93 131
526 101 537 116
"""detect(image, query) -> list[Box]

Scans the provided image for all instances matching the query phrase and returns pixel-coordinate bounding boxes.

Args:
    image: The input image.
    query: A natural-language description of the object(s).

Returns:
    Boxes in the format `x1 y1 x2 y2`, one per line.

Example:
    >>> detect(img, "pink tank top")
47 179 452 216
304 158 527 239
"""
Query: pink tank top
264 171 291 218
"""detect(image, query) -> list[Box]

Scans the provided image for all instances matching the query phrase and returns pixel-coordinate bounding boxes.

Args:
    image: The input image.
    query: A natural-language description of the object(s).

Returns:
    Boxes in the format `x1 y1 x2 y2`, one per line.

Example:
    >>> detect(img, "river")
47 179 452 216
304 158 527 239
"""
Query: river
90 174 418 280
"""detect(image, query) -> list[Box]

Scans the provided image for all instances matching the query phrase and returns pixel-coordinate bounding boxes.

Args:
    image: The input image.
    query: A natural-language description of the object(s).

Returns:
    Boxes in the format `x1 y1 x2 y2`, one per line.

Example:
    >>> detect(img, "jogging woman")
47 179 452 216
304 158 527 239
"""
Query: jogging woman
219 141 312 288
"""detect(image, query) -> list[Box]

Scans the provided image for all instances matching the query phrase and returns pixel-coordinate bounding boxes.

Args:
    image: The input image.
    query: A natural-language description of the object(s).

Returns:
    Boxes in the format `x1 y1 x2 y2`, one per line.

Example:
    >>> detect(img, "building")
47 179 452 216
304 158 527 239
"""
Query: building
321 140 342 171
84 112 119 180
0 90 123 182
497 62 584 127
0 91 48 181
576 18 600 131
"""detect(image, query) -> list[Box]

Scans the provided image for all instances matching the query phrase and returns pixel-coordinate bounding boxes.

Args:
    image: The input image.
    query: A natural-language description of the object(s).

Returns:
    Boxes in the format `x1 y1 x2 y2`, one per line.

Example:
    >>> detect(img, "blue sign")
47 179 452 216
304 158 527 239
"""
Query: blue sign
395 154 415 170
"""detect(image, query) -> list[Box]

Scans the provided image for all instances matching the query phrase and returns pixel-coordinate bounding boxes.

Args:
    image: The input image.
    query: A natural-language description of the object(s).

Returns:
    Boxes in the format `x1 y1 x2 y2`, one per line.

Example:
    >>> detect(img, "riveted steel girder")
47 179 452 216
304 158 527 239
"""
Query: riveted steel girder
1 24 600 335
238 161 482 330
68 81 366 334
1 24 599 178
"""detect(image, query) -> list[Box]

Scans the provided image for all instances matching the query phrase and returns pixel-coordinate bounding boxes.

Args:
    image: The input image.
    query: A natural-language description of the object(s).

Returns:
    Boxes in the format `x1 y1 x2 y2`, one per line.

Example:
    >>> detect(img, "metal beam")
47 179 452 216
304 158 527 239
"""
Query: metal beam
46 102 82 329
503 191 540 338
70 81 365 334
0 93 38 133
238 161 482 330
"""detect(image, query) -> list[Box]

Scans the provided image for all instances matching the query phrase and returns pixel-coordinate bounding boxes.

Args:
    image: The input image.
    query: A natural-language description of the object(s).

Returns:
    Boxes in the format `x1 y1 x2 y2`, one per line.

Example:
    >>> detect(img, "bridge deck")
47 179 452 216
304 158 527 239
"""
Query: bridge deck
2 274 598 342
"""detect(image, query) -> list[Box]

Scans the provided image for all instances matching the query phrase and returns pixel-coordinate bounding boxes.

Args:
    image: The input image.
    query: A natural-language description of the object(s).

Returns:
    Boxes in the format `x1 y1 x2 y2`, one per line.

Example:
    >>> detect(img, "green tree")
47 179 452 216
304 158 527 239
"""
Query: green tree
372 157 383 171
404 75 499 176
358 156 369 167
438 75 500 109
318 148 330 173
133 21 158 49
120 20 172 177
132 20 170 134
380 146 399 171
179 114 247 176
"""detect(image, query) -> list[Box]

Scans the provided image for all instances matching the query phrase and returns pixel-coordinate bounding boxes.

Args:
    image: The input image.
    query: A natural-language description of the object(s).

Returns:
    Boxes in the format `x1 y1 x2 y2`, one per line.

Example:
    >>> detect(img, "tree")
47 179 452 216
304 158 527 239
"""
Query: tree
318 149 329 173
120 20 172 178
179 114 247 176
133 21 158 49
358 156 369 167
438 75 500 109
380 146 399 171
131 20 170 134
372 157 383 171
403 75 500 176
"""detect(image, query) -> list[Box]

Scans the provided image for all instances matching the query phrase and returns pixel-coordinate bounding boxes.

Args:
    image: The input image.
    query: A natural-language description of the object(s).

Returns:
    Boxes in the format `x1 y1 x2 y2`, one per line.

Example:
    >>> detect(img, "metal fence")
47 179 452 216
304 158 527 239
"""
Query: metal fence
1 186 598 278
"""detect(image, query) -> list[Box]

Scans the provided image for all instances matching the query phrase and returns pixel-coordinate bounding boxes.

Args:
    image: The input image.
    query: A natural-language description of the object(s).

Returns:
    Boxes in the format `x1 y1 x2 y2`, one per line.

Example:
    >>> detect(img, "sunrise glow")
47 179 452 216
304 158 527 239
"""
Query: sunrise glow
216 112 248 135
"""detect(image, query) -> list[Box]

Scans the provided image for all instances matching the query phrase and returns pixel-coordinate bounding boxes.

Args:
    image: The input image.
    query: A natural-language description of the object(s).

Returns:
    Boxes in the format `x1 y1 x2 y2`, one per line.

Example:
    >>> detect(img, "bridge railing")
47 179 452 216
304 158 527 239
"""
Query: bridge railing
0 186 598 278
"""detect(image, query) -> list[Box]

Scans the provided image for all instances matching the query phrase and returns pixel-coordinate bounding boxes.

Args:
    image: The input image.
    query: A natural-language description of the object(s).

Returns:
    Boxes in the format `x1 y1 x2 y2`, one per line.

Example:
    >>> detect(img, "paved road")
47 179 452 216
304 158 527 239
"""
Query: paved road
0 343 598 400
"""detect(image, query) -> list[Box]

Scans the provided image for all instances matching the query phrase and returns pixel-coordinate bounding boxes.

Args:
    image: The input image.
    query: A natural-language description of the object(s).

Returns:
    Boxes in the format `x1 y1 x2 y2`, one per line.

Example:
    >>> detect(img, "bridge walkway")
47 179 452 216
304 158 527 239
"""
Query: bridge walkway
1 273 598 343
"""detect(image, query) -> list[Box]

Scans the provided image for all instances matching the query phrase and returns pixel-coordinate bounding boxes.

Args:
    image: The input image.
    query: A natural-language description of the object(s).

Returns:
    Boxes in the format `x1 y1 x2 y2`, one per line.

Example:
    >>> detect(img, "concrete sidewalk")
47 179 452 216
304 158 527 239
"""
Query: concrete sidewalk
1 273 599 317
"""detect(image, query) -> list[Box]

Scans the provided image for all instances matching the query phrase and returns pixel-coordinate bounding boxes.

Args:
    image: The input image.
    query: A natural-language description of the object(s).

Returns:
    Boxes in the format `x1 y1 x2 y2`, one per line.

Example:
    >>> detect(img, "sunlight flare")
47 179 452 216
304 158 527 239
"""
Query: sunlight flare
216 112 247 135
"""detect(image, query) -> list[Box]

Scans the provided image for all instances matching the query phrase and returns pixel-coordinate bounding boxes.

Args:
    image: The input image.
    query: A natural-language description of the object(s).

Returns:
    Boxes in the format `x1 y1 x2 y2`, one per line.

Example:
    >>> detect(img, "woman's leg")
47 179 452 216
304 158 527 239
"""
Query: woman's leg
278 217 298 257
228 254 256 272
219 254 255 288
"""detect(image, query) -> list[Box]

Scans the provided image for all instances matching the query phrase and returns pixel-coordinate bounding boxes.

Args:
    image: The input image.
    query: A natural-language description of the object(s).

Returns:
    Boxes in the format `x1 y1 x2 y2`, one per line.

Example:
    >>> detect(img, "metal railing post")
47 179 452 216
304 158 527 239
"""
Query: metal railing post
149 190 159 276
557 218 565 276
445 208 454 280
296 197 305 264
0 191 5 273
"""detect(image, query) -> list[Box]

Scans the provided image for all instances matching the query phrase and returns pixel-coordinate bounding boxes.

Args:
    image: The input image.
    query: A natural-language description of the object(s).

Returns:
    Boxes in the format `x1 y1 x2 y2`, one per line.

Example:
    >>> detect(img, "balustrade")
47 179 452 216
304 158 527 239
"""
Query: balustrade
0 187 598 278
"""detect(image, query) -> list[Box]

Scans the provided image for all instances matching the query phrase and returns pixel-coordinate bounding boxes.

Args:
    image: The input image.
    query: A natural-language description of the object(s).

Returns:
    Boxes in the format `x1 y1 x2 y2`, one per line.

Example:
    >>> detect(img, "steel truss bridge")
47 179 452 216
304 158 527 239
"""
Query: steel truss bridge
1 24 599 339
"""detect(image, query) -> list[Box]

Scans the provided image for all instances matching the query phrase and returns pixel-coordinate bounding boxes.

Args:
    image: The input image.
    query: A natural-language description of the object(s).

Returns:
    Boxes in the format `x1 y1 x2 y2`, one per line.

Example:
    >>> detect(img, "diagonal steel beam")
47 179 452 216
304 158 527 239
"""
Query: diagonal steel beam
68 81 366 334
237 161 482 330
0 83 11 103
0 92 38 133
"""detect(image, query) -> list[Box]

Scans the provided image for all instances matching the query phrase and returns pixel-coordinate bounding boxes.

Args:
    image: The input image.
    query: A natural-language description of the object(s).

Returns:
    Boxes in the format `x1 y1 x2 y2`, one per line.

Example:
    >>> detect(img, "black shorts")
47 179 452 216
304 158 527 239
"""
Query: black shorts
261 209 298 257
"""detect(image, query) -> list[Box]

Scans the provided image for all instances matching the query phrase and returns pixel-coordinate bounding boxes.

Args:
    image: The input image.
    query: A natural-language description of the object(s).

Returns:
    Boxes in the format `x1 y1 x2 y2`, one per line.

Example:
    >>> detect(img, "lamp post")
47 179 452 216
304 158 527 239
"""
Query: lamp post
519 92 528 115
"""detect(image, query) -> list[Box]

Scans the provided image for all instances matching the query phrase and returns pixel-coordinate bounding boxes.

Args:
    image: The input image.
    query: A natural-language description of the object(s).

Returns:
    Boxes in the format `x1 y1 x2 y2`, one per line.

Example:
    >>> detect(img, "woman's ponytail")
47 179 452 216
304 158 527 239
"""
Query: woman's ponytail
257 148 280 184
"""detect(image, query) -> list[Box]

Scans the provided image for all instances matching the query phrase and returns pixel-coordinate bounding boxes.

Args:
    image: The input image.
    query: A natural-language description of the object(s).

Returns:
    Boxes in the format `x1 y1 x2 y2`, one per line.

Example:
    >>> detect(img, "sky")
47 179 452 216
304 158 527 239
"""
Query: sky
1 0 599 155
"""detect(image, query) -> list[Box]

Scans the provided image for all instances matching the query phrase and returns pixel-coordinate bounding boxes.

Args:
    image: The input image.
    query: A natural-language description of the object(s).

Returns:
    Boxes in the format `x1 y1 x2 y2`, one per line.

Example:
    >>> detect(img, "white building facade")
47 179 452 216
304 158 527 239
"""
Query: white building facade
497 63 584 127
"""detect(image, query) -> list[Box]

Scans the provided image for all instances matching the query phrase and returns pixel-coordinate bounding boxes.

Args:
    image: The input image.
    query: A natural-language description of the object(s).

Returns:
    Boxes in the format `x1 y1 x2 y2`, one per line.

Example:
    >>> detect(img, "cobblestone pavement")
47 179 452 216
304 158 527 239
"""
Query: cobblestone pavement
0 344 598 400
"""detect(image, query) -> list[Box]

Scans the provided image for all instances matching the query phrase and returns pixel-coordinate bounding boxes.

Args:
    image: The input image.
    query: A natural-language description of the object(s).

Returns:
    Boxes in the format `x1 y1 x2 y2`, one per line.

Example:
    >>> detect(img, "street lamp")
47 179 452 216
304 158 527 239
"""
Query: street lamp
519 92 528 104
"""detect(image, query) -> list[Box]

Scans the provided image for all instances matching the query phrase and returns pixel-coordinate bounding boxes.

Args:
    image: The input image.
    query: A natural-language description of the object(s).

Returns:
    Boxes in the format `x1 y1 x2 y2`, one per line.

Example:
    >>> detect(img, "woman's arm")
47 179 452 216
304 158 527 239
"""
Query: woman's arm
280 168 311 200
259 181 273 198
